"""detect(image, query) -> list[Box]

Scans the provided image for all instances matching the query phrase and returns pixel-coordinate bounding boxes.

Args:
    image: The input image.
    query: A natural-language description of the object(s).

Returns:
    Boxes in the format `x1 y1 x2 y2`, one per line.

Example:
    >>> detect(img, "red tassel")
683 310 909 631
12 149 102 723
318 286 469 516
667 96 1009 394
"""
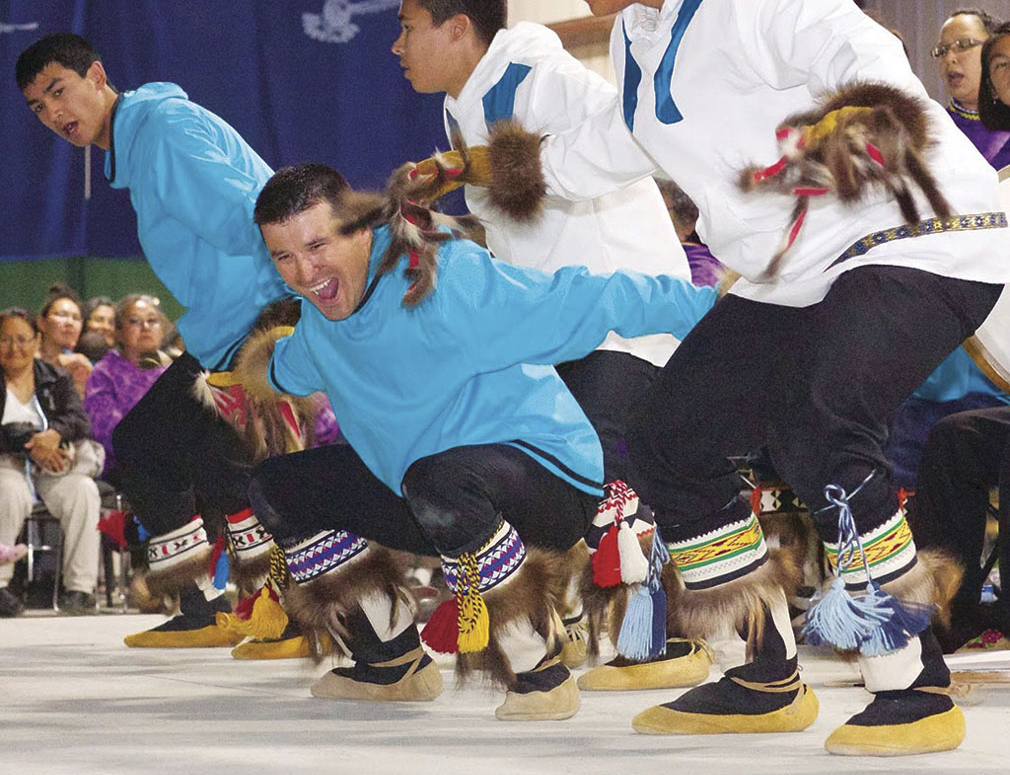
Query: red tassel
420 598 460 654
592 523 623 587
232 589 260 621
208 535 226 578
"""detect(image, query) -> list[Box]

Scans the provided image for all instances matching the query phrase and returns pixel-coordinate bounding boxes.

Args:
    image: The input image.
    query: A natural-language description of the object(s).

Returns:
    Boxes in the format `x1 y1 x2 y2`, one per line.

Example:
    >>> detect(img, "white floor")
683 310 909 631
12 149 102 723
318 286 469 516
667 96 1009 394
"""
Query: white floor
2 612 1009 775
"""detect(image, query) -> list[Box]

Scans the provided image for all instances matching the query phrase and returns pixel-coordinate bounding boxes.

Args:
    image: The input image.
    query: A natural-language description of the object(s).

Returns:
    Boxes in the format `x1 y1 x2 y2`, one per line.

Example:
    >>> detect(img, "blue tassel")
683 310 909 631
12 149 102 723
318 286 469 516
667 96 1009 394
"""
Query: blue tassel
804 474 934 656
134 516 149 542
616 530 670 660
617 583 655 660
213 550 230 591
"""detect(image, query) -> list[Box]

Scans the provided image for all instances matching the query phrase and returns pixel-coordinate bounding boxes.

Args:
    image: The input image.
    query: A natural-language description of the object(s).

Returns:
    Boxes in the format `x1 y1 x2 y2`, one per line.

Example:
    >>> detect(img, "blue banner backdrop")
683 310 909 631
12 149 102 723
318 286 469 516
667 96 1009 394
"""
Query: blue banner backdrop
0 0 454 261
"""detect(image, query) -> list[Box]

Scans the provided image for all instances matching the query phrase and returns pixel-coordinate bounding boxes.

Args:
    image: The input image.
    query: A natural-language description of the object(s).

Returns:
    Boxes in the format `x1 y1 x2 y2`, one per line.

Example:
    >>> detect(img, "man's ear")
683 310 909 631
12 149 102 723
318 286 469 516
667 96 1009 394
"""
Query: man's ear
448 12 473 42
86 60 108 90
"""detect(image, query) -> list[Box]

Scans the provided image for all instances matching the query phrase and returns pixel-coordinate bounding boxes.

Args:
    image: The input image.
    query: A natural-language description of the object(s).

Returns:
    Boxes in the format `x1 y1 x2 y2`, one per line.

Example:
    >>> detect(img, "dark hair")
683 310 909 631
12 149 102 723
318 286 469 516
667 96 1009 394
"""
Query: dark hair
254 163 352 228
75 329 111 362
950 8 1002 35
0 307 40 336
39 282 82 319
418 0 506 47
16 32 101 91
980 23 1010 129
82 295 114 324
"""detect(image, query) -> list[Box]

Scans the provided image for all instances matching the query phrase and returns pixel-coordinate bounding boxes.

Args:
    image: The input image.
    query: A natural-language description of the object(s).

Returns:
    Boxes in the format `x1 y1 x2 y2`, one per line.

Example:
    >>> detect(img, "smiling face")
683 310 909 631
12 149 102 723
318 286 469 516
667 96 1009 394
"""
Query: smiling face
38 297 83 352
938 14 988 110
0 316 40 378
261 201 373 321
22 61 114 148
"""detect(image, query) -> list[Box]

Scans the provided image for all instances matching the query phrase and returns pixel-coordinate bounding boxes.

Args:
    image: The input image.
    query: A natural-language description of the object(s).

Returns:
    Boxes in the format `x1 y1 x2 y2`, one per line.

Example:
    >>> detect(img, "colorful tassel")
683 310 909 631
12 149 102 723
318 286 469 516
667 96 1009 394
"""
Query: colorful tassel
616 530 670 660
216 585 289 640
803 474 934 656
456 553 490 653
592 522 622 587
209 536 229 591
420 597 460 654
618 521 650 584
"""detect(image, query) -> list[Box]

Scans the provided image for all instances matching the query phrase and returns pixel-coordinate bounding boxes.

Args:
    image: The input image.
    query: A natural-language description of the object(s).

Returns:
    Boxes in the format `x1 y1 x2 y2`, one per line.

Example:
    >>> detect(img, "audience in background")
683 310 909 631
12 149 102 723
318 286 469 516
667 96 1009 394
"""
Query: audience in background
936 8 1010 167
36 284 92 398
655 179 723 288
80 296 116 350
0 307 101 617
83 294 171 487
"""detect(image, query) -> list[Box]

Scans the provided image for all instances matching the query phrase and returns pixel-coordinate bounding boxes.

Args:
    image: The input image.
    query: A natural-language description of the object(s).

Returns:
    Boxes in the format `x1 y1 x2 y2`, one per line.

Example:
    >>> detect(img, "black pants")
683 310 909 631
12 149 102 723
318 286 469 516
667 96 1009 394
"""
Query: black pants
907 406 1010 619
556 349 660 485
112 352 252 537
249 443 598 557
627 265 1003 541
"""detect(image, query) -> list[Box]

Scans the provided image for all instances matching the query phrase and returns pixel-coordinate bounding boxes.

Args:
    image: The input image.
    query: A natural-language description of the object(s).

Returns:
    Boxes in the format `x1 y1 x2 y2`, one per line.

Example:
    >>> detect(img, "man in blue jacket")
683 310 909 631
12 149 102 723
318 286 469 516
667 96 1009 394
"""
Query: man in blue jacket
242 162 716 719
17 33 291 647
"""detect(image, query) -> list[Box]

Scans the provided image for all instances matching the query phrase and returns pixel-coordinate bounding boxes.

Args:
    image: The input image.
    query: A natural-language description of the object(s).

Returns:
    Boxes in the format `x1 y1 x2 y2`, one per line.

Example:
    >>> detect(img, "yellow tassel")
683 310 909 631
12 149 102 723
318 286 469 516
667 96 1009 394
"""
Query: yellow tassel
217 587 289 640
456 554 490 653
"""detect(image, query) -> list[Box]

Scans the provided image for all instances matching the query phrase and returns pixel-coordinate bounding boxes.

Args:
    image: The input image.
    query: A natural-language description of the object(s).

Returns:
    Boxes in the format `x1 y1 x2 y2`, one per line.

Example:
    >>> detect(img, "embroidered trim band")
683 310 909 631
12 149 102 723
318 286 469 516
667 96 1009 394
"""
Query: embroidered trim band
823 505 917 589
226 508 275 561
280 529 368 585
441 519 526 595
666 511 768 590
147 517 209 573
829 211 1007 270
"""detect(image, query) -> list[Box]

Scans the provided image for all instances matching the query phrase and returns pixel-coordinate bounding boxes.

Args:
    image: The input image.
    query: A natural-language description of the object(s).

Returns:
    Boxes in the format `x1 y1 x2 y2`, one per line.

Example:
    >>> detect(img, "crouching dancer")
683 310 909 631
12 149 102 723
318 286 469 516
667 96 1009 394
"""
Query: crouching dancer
239 163 716 719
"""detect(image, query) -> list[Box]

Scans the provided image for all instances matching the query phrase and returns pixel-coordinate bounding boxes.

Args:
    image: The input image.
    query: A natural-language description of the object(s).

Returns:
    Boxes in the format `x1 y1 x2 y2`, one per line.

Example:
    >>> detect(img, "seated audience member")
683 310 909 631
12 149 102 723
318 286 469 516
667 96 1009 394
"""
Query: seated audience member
75 329 112 364
80 296 116 351
936 8 1010 167
36 283 93 398
0 307 102 616
83 295 171 486
980 21 1010 146
886 348 1009 489
906 406 1010 652
655 179 723 288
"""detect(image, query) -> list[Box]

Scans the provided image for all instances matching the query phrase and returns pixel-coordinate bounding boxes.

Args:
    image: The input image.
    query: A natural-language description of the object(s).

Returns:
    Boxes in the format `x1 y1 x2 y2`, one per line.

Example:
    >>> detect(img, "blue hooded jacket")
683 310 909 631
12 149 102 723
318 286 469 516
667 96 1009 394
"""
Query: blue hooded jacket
269 227 717 497
105 82 290 369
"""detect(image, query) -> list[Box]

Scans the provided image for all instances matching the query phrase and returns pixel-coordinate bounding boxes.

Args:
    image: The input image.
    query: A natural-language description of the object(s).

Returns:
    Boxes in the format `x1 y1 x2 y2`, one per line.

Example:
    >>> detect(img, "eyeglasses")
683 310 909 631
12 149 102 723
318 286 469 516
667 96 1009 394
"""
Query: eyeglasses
0 335 36 348
48 311 82 323
931 37 983 58
124 318 162 328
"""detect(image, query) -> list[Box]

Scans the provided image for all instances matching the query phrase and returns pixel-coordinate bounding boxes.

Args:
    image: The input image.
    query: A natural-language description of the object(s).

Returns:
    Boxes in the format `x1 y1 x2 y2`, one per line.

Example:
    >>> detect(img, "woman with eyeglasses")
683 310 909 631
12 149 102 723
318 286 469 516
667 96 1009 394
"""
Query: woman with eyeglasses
82 295 170 485
0 307 101 617
36 283 93 398
935 10 1010 169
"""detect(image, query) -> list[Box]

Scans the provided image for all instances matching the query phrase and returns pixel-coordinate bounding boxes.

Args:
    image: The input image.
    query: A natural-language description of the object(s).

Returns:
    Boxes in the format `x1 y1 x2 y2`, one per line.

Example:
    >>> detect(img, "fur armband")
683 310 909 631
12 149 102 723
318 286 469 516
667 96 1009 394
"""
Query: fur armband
740 82 952 278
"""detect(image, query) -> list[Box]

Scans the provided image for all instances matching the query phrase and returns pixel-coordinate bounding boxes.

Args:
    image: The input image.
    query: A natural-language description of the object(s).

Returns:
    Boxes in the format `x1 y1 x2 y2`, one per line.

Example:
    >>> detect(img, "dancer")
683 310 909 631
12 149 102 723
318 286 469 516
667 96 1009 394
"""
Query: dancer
241 162 716 718
463 0 1008 755
17 33 291 646
392 0 711 689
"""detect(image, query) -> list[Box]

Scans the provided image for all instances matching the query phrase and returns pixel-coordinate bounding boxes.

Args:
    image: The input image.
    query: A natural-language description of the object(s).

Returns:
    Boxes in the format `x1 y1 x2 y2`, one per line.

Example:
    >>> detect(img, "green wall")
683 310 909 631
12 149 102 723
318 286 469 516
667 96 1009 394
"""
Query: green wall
1 256 183 321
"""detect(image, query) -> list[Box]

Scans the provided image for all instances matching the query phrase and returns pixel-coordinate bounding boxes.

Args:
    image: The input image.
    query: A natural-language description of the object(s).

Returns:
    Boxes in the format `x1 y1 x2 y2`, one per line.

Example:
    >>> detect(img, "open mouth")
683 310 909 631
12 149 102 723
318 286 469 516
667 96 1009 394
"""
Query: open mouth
62 121 79 140
309 277 340 302
947 73 965 89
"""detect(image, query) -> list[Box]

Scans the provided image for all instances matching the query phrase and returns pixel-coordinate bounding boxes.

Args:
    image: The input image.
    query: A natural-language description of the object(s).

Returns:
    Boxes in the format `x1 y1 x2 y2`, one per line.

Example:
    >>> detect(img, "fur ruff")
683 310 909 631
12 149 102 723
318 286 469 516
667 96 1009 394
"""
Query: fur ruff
281 545 410 662
876 548 963 630
487 120 547 222
144 547 213 598
739 81 952 278
665 547 804 645
230 548 274 598
455 547 569 689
